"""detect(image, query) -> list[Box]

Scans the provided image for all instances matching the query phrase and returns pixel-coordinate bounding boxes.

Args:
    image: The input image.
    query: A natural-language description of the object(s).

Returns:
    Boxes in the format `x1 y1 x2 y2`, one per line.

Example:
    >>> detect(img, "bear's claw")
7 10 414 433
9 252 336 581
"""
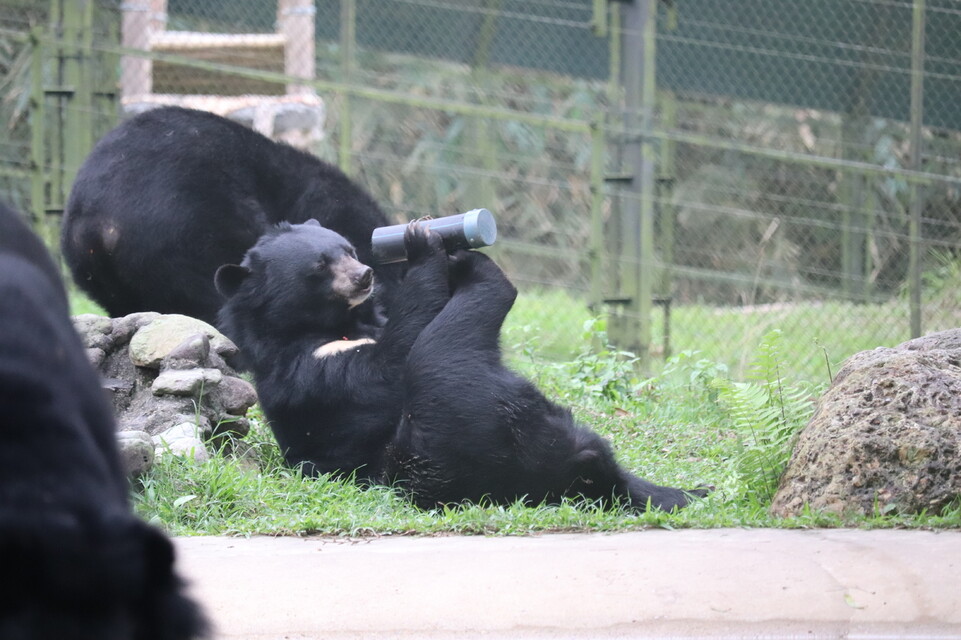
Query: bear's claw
404 220 445 264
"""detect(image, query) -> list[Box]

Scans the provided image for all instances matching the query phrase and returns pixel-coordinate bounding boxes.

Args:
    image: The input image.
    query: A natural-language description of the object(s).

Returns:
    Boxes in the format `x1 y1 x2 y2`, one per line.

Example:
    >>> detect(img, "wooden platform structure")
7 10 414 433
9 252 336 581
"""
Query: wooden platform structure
150 31 288 96
119 0 322 146
121 0 315 97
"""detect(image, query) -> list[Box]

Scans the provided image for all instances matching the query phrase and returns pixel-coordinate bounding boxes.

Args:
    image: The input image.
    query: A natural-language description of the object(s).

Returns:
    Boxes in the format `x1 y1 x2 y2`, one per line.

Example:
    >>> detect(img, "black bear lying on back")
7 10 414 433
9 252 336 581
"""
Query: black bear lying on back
0 201 206 639
216 220 708 510
61 106 401 329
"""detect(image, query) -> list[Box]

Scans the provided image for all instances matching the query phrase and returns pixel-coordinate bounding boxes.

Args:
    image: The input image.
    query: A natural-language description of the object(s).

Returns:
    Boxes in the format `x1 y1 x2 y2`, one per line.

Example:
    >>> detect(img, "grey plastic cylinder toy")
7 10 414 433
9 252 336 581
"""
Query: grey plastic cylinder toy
370 208 497 264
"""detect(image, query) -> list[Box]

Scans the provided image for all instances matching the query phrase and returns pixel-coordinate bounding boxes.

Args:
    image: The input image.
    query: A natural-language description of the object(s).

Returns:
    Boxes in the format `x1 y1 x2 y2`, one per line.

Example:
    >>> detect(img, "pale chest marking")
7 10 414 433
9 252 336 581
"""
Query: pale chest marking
313 338 376 359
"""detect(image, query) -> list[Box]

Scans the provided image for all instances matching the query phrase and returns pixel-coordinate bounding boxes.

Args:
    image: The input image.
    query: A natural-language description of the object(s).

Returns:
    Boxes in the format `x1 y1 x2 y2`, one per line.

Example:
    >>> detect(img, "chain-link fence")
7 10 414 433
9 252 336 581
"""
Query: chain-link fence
0 2 46 215
1 0 959 382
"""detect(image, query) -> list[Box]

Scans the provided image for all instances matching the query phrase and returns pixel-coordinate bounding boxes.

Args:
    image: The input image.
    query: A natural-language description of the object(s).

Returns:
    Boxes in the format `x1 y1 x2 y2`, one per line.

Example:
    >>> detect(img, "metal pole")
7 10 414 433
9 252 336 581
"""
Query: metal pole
29 27 47 237
908 0 926 338
657 90 676 306
617 0 656 366
120 0 152 98
467 0 502 211
279 0 316 95
637 0 657 368
48 0 63 213
61 0 92 199
589 119 606 309
338 0 356 173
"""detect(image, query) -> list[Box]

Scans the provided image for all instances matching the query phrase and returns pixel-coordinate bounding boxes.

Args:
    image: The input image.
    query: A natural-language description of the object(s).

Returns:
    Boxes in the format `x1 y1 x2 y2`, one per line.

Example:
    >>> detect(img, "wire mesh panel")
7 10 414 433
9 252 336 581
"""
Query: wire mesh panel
1 0 960 382
648 0 961 379
0 2 48 213
0 0 119 240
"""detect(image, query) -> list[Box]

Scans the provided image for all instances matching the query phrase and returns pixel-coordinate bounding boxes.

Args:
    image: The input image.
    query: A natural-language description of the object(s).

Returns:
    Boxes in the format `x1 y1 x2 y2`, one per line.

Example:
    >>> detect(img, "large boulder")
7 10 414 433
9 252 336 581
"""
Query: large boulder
73 313 258 475
771 329 961 517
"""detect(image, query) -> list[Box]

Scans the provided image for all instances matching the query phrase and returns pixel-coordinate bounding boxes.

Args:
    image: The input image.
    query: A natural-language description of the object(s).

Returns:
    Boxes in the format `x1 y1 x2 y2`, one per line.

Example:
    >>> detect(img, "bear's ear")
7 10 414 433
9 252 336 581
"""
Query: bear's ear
304 218 321 227
214 264 250 298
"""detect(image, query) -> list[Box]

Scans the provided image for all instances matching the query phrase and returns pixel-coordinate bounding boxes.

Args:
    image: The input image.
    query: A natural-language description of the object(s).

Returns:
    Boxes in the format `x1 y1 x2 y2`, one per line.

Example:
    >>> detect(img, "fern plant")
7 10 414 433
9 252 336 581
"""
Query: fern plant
714 330 815 503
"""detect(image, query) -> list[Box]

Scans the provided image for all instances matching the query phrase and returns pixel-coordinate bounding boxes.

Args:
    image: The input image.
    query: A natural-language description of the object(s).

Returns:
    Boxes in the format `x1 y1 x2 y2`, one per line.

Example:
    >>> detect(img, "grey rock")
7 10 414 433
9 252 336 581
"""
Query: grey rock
164 333 211 370
73 314 114 351
116 430 155 476
170 413 213 438
152 368 223 397
213 416 250 439
772 328 961 517
229 101 324 135
155 421 204 443
900 328 961 352
101 376 133 393
154 422 209 463
118 416 148 433
218 376 258 416
86 347 106 368
71 312 252 476
123 386 215 435
111 312 162 344
129 314 237 369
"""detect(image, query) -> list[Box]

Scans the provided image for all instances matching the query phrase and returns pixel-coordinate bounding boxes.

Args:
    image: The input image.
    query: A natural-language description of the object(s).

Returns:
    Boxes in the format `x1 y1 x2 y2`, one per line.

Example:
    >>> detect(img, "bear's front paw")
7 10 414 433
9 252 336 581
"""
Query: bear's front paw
404 220 445 265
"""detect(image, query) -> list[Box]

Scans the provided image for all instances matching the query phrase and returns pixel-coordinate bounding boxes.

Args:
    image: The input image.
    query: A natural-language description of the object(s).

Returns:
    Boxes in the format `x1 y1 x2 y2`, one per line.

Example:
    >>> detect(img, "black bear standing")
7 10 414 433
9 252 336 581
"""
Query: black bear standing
61 106 401 328
0 202 206 639
217 220 708 511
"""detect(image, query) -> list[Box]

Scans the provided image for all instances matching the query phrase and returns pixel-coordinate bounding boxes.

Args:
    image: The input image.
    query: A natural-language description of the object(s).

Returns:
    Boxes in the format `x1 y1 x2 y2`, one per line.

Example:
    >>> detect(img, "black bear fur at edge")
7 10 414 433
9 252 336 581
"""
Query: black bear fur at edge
216 219 709 511
61 105 401 330
0 201 207 640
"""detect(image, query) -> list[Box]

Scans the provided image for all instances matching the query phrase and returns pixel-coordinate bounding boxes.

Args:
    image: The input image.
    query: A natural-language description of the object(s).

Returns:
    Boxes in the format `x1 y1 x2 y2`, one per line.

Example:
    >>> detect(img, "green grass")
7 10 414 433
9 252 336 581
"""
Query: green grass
502 287 594 362
67 286 959 535
69 284 929 385
132 342 961 537
70 291 106 316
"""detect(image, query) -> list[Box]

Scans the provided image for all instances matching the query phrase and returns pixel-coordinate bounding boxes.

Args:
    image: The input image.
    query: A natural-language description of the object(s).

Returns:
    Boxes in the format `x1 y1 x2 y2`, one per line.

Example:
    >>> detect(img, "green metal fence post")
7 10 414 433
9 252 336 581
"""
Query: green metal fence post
588 118 606 310
603 3 625 341
591 0 608 36
657 90 676 300
338 0 356 174
612 0 657 368
61 0 95 203
29 27 47 239
840 113 867 302
97 6 121 140
838 10 885 304
636 0 657 368
48 0 63 218
656 89 676 358
467 0 502 212
908 0 926 338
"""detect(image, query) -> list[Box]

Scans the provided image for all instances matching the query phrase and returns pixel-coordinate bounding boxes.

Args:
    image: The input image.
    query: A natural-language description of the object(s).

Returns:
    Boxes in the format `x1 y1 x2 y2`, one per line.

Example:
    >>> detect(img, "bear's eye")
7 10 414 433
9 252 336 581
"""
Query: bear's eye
313 258 329 272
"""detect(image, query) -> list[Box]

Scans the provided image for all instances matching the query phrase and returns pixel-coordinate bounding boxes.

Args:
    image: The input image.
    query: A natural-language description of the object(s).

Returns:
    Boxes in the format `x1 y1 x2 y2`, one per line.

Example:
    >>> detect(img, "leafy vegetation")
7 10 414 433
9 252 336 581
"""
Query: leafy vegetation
2 2 957 538
129 305 961 536
61 264 961 535
713 330 816 503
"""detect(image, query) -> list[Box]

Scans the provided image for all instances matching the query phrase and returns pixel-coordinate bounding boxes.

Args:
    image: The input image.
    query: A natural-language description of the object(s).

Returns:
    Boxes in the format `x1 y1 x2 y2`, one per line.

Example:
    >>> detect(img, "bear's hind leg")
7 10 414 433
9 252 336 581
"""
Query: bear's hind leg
568 428 711 512
620 472 712 512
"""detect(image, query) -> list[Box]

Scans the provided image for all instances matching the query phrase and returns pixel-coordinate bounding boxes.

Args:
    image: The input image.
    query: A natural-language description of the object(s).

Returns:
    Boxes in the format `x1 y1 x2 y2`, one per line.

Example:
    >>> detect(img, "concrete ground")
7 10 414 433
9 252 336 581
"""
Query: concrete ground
174 528 961 640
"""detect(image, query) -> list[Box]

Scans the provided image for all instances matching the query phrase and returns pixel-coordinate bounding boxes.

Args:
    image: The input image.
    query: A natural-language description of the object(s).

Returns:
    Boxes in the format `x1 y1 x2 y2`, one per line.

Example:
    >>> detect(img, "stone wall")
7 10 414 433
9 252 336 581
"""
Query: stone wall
74 313 258 475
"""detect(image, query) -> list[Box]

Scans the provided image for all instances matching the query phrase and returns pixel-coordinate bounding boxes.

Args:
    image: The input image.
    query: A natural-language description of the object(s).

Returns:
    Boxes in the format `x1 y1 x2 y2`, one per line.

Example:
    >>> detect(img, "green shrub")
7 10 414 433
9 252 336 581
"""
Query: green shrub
713 330 817 504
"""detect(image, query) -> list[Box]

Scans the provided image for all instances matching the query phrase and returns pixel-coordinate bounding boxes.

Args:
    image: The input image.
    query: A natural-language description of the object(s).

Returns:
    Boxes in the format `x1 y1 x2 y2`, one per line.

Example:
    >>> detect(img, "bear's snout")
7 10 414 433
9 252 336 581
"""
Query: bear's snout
355 265 373 288
331 256 375 308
